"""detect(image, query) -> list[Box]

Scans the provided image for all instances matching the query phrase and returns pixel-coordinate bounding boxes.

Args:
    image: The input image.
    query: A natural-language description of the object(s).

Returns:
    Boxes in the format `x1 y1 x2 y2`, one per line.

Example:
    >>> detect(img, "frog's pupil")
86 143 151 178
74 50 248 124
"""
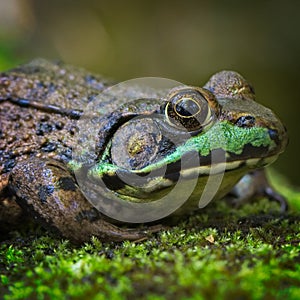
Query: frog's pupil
175 98 200 118
165 89 212 132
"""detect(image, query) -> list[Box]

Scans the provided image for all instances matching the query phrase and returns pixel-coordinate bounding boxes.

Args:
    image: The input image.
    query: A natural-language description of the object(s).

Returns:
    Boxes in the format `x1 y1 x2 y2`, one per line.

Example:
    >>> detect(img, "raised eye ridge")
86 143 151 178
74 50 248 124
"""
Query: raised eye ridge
165 87 213 132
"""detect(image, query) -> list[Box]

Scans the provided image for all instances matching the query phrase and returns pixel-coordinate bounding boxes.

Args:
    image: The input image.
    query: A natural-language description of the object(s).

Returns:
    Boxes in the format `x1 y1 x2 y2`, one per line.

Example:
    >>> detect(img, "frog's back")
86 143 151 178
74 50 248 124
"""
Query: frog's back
0 59 112 183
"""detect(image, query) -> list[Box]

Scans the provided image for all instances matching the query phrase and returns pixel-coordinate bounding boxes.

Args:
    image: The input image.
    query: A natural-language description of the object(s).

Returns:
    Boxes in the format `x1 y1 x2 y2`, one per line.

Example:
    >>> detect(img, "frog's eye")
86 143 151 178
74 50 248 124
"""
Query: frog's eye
165 88 213 132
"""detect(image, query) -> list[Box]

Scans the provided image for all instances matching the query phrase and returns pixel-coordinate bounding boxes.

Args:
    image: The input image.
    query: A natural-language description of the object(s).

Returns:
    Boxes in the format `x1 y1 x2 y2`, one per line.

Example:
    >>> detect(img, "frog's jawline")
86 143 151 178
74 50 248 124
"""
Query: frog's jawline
102 154 278 192
161 144 271 176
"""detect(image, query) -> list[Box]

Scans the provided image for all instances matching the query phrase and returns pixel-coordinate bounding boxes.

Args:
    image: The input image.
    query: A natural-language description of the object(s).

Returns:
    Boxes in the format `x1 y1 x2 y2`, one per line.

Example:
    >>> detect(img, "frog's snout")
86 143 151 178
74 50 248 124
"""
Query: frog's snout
281 125 289 151
268 123 288 154
268 129 280 144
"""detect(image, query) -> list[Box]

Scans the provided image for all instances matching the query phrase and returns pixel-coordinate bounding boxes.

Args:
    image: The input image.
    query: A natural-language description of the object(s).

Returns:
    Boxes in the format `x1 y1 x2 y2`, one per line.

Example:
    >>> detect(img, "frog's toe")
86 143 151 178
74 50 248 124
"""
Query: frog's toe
229 169 288 212
0 195 25 236
264 186 288 213
89 223 163 243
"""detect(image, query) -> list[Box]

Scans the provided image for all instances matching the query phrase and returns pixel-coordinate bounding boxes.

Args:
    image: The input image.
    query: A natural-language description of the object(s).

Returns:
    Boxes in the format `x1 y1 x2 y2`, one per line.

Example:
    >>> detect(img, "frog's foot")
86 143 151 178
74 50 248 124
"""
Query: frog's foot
1 172 25 230
228 169 288 212
0 194 25 236
9 158 162 243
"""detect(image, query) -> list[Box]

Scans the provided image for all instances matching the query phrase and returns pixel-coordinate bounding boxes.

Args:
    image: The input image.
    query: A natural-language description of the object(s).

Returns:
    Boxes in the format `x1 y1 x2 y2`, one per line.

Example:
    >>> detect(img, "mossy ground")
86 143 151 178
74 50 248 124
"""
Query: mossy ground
1 171 299 300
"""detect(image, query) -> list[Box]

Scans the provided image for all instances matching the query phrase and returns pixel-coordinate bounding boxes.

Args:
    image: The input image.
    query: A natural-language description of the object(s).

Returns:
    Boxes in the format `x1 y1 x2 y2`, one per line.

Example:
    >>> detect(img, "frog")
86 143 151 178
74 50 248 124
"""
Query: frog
0 59 288 243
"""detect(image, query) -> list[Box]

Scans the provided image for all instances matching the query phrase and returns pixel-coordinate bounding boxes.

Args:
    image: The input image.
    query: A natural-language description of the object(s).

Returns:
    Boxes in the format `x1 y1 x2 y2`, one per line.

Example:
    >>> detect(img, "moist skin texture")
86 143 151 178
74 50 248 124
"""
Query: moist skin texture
0 60 288 243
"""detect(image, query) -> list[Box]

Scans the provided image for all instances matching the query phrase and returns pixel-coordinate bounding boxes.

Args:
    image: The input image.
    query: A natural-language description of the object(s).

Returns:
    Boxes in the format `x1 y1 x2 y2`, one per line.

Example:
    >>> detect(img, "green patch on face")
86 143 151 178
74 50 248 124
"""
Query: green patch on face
145 121 274 170
188 120 275 156
90 121 275 177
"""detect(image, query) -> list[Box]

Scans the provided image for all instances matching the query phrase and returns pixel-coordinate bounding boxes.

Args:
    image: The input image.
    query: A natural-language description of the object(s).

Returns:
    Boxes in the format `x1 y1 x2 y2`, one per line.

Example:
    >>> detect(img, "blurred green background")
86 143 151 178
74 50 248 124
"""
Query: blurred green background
0 0 299 185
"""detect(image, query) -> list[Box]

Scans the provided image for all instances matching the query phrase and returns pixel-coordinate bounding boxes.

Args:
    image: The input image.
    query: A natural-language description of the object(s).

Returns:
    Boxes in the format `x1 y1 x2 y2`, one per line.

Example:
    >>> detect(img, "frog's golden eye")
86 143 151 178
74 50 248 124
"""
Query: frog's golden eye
165 88 213 132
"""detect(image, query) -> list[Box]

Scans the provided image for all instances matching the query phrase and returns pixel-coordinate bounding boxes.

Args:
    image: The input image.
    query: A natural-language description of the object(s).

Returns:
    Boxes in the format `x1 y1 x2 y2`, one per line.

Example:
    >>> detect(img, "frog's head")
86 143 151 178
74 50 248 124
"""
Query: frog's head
75 71 287 216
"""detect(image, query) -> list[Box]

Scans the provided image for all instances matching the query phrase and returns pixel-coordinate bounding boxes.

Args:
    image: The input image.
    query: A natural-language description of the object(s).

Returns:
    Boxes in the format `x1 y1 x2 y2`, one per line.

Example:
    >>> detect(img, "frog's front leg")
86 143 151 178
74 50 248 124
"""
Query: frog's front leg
9 158 160 243
229 169 288 212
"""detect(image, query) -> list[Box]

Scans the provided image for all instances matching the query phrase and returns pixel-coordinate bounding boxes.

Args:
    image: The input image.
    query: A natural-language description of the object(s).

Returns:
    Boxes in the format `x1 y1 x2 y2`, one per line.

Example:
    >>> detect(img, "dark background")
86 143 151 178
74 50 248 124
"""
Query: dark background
0 0 299 185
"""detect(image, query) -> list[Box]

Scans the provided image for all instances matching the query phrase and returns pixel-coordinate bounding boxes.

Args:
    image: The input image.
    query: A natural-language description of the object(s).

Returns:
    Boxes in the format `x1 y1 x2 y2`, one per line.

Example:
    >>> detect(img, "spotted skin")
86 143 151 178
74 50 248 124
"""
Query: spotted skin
0 59 160 242
0 60 288 243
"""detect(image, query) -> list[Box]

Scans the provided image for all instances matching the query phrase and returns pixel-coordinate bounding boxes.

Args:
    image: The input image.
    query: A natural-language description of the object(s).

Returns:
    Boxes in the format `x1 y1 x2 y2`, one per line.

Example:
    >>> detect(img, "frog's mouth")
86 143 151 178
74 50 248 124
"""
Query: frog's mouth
86 91 287 203
87 116 282 202
82 141 280 223
90 146 279 197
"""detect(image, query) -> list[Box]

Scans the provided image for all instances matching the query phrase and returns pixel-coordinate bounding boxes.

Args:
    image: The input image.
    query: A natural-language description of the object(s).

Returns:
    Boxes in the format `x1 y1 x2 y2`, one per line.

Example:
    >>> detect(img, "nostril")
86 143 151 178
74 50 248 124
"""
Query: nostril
235 115 256 128
268 129 279 143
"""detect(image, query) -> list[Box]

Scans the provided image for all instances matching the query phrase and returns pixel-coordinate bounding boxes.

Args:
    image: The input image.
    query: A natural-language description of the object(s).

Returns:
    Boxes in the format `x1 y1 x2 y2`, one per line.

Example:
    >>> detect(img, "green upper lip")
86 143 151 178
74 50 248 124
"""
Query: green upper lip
138 120 276 171
89 119 281 180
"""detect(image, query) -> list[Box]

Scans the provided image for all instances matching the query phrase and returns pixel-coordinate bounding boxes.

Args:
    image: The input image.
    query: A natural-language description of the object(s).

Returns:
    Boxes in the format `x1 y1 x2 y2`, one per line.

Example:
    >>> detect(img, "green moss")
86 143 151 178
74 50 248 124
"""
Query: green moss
1 172 299 299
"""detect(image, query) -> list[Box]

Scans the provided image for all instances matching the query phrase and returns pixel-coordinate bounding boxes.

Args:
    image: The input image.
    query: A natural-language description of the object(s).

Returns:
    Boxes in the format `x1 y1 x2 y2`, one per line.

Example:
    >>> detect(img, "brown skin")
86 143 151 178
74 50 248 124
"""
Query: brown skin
0 59 160 243
0 60 287 243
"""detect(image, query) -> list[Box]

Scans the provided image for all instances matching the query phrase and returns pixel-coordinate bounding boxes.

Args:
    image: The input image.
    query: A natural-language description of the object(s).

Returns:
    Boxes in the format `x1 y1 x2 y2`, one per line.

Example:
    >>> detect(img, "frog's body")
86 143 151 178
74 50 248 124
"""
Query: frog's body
0 59 288 243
